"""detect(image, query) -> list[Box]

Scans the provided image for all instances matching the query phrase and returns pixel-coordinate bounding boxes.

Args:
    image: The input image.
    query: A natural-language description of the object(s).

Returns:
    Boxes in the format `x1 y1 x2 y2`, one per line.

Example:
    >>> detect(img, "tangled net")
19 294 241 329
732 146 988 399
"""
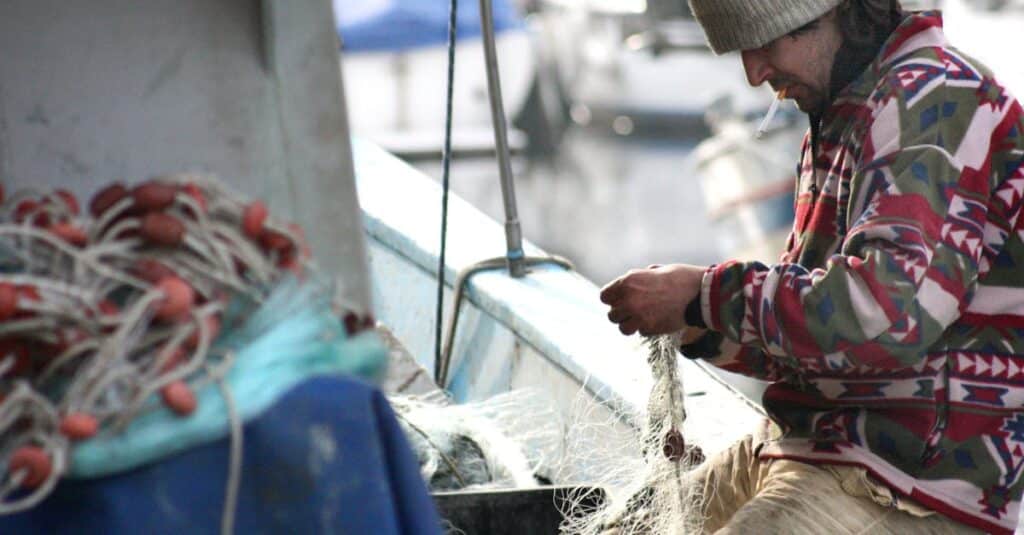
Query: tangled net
559 333 706 535
390 389 565 493
0 176 368 517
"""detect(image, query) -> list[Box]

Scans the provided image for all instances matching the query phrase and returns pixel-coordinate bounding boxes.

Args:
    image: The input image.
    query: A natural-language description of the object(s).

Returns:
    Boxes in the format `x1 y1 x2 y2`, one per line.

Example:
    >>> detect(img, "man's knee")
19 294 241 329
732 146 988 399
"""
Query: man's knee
694 432 772 532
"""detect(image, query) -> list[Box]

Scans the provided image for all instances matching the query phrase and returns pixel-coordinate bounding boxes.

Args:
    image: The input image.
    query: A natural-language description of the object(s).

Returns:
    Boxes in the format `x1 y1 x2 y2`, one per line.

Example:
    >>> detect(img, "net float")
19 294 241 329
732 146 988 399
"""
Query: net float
242 201 268 240
181 183 207 213
48 223 88 247
260 230 293 256
13 199 45 226
51 189 80 216
59 413 99 440
662 428 686 462
131 259 177 284
160 380 197 416
88 183 127 217
153 276 195 322
131 182 178 213
140 212 185 247
0 283 17 321
8 446 52 489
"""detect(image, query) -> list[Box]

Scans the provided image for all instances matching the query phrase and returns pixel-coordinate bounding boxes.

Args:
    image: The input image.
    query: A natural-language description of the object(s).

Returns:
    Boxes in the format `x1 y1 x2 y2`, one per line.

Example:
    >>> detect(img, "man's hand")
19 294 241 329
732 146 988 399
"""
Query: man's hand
600 264 706 337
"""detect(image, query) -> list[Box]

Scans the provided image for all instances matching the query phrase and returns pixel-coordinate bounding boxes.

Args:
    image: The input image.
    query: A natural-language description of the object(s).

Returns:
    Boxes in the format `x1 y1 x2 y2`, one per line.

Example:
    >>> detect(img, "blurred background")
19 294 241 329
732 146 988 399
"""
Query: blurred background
335 0 1024 285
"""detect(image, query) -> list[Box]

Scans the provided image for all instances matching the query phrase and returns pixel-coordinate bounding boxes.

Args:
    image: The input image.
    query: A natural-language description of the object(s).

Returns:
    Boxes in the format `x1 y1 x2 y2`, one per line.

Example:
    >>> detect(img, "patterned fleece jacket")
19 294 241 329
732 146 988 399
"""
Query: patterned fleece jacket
682 11 1024 533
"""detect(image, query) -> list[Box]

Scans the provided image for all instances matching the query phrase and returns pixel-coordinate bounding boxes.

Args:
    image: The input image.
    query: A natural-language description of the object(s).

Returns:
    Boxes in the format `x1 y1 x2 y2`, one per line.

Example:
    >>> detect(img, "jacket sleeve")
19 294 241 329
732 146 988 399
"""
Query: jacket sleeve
700 74 1012 370
680 269 801 381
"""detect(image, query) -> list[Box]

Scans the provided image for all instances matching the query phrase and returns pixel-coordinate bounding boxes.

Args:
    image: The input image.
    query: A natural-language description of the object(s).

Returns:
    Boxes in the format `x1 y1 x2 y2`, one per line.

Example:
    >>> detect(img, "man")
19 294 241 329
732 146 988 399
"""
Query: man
600 0 1024 532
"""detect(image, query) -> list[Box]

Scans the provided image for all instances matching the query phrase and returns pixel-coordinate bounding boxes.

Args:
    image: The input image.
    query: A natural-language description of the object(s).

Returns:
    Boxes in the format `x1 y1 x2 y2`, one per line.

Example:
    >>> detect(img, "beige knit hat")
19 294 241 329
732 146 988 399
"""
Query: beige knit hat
688 0 843 54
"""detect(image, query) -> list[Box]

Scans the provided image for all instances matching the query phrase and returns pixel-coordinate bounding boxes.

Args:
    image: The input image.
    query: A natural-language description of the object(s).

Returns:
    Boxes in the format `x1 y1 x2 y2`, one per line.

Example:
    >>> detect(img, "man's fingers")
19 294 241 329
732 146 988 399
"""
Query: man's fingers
599 279 622 304
603 263 704 337
607 309 629 324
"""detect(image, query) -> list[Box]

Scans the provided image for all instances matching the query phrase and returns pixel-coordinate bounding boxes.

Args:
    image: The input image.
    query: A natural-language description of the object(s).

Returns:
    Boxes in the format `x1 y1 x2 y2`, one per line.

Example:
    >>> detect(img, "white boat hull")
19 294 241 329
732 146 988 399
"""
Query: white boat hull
354 138 767 461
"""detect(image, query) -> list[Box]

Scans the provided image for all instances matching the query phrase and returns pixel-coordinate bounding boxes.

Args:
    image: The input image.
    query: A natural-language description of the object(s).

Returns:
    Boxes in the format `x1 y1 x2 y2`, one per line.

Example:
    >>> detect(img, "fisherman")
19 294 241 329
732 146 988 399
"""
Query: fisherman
600 0 1024 533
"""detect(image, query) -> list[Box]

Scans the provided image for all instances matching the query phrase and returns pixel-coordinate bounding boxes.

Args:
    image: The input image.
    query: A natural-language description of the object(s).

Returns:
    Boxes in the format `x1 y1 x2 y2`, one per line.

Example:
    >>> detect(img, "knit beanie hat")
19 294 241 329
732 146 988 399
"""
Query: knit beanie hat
688 0 843 54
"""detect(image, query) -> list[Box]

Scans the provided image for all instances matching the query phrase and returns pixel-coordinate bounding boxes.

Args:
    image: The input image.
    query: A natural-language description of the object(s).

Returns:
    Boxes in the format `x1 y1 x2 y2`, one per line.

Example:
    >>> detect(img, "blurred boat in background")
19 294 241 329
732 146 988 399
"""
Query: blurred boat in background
942 0 1024 97
527 0 771 136
334 0 536 158
960 0 1024 10
519 0 803 263
693 96 805 263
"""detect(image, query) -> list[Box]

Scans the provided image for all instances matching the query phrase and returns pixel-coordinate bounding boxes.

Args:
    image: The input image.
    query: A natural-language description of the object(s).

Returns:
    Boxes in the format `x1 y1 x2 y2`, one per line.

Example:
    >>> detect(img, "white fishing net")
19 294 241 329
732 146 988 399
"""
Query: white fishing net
556 333 706 535
390 389 564 492
388 332 708 534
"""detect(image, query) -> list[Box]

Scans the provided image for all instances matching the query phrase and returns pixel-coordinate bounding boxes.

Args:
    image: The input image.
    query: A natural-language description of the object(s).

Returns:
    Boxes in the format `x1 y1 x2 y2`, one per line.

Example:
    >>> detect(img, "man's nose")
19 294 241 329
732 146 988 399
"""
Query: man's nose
741 49 773 87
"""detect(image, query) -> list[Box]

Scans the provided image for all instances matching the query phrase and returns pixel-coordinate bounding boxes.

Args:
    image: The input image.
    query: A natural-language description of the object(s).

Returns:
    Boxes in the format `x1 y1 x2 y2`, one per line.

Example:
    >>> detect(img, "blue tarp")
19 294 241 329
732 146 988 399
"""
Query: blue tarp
335 0 524 53
4 377 443 535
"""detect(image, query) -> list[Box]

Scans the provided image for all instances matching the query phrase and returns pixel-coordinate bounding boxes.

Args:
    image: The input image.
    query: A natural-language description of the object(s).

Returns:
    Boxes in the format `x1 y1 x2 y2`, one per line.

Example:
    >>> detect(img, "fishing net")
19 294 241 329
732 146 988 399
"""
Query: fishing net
0 176 373 525
390 389 564 492
389 331 709 533
556 333 707 535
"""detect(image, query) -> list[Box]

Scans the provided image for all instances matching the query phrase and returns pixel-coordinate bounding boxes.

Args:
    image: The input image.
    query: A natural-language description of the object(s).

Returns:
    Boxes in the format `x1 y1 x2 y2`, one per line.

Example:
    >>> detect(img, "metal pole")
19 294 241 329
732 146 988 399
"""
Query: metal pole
479 0 526 277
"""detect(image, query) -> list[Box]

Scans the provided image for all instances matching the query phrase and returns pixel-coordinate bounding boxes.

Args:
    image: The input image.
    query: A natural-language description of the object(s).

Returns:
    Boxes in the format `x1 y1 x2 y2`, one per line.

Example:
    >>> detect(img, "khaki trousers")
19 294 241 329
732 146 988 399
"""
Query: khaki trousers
695 431 984 534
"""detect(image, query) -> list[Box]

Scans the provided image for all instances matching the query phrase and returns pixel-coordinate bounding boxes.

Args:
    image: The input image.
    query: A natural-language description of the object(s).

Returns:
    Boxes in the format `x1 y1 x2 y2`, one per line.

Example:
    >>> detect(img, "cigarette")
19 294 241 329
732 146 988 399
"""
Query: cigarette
755 88 787 139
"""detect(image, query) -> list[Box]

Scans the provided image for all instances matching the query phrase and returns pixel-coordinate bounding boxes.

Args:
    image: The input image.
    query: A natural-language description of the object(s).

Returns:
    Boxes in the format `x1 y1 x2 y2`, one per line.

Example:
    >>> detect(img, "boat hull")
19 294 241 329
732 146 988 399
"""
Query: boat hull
355 138 768 461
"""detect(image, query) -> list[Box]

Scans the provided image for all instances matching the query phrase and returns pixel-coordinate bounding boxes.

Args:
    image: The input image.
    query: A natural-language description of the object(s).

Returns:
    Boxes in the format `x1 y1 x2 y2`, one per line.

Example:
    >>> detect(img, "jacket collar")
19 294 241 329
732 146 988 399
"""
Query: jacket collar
877 10 948 69
834 11 949 104
810 11 949 147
